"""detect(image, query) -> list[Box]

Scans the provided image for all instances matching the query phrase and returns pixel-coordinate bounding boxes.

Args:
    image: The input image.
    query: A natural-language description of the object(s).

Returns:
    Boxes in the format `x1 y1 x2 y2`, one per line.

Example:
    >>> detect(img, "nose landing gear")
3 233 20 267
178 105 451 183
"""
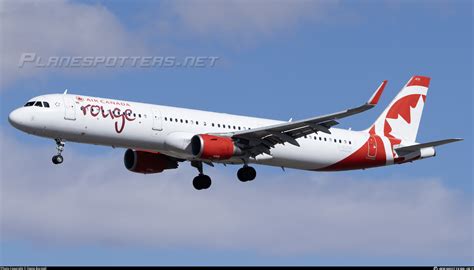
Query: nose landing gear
52 138 65 165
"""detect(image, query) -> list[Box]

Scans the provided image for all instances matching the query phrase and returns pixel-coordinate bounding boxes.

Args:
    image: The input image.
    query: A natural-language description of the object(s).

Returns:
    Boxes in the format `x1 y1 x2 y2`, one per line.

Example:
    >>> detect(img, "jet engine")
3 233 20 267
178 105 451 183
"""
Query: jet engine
191 134 242 160
124 149 178 174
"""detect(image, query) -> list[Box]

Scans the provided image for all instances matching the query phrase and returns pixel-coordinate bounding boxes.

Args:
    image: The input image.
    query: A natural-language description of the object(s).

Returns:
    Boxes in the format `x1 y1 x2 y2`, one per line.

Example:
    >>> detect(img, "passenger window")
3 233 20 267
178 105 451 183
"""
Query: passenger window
164 117 167 121
180 119 183 123
175 118 178 122
212 123 215 127
218 124 221 128
324 138 327 141
238 126 241 130
34 101 43 107
196 121 199 125
186 120 188 124
349 141 352 145
339 139 342 143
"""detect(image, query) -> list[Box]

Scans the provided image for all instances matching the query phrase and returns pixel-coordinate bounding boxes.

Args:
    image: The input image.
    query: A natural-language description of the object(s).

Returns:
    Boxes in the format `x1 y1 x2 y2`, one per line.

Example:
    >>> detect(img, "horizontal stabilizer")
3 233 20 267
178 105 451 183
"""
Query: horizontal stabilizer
395 138 463 153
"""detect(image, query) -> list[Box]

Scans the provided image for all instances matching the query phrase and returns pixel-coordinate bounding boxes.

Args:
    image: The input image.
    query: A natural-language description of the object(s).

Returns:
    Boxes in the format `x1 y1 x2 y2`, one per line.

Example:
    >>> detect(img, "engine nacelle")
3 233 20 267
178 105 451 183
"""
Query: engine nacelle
124 149 178 174
191 134 242 160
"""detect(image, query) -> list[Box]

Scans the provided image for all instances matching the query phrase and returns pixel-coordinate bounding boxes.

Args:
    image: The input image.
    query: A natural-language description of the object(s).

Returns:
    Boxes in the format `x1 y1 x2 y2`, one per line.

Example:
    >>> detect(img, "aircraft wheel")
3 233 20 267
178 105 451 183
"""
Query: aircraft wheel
237 166 256 182
193 174 212 190
52 155 63 165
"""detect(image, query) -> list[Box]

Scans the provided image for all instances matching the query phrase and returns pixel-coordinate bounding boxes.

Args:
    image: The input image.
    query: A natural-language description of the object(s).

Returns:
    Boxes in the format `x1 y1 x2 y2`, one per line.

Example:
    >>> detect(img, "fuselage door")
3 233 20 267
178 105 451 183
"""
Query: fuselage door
367 135 377 159
152 108 163 131
63 95 76 120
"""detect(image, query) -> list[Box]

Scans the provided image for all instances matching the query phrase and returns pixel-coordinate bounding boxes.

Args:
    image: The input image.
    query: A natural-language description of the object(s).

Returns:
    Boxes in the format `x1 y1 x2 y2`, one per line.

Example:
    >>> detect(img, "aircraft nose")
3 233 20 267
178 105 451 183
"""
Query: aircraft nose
8 108 26 129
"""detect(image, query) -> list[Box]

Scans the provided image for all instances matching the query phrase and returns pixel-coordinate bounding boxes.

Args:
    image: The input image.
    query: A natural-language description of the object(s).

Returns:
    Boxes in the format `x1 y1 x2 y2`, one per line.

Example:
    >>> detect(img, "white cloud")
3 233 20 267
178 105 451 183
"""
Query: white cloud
0 0 343 88
159 0 338 43
0 132 472 263
0 0 147 88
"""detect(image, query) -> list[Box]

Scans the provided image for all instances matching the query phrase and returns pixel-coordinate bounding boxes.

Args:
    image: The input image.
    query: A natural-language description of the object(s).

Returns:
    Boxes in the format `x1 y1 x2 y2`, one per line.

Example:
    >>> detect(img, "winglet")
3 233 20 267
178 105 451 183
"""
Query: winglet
367 80 387 106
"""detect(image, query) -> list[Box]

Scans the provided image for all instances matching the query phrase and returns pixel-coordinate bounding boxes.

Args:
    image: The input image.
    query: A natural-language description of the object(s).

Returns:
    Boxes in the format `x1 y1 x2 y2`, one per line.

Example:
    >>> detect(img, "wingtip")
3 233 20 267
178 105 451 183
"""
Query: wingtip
367 80 387 106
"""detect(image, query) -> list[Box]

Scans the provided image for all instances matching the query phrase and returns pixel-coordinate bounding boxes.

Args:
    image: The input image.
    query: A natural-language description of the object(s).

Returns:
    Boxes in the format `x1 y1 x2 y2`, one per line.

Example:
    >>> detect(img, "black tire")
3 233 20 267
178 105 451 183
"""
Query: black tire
193 176 203 190
201 175 212 189
247 166 256 181
238 166 257 182
237 168 248 182
52 155 63 165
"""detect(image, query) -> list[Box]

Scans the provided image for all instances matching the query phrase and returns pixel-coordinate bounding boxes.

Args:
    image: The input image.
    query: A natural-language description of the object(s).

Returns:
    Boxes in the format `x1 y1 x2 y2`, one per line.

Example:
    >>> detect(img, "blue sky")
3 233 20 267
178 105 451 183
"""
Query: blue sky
0 0 472 266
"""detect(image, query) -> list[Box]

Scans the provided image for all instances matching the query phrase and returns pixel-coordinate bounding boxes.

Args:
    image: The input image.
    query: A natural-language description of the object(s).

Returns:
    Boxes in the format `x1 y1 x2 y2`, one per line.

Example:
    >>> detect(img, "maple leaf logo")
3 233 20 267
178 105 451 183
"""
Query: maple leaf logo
384 94 425 144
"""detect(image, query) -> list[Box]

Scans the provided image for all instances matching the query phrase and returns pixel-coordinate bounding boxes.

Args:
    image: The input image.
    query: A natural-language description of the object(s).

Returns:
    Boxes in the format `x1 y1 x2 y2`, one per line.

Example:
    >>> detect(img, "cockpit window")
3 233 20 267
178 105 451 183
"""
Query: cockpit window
25 100 51 108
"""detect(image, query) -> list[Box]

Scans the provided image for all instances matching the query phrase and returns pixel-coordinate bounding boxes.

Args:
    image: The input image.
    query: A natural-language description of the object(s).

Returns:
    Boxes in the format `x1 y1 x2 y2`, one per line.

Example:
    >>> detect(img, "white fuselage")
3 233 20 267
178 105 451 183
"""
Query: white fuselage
9 93 393 171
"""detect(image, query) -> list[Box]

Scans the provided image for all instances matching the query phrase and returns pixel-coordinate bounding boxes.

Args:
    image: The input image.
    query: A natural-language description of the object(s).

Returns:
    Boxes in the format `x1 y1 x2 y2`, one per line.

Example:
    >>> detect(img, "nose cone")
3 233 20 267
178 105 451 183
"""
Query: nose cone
8 108 27 129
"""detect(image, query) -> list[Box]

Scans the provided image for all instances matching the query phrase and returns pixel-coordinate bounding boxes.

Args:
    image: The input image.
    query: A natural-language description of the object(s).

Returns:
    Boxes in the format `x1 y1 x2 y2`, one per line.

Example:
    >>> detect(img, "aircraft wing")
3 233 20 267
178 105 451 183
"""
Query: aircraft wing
212 80 387 157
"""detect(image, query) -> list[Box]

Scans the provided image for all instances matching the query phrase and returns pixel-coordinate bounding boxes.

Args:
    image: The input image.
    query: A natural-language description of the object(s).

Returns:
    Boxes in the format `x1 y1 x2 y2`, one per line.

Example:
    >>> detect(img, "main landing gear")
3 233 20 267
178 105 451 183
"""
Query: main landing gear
190 161 257 190
52 138 65 165
191 161 212 190
237 165 256 182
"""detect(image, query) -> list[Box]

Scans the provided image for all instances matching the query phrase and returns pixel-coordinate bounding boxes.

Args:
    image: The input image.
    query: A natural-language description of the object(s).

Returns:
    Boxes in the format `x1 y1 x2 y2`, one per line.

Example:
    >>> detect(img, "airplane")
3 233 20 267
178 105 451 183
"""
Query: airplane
8 75 462 190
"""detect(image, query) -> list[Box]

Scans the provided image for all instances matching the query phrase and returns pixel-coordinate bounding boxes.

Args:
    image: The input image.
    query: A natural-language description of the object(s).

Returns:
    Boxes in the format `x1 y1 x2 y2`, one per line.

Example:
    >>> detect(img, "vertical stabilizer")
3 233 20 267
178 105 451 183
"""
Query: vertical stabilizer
367 75 430 145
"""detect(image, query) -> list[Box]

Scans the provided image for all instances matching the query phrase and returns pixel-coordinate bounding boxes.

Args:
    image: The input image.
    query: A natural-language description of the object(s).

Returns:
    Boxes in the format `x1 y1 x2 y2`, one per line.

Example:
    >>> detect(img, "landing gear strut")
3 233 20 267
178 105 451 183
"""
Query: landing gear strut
52 138 64 165
237 165 256 182
191 161 212 190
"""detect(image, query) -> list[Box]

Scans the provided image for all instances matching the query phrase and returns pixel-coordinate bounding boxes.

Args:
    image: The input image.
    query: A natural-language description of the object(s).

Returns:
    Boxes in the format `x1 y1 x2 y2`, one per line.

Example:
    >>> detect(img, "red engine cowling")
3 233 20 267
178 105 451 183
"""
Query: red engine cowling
191 134 242 160
124 149 178 174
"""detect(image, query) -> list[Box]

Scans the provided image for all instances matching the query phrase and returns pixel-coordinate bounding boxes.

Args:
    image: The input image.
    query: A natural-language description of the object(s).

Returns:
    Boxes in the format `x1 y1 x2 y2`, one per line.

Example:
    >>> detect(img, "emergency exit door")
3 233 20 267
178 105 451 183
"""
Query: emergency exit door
63 96 76 120
152 108 163 131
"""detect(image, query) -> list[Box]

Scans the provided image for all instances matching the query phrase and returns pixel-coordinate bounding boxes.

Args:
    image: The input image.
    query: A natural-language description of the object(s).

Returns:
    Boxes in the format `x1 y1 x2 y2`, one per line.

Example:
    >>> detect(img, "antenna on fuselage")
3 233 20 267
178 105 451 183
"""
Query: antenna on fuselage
63 89 68 94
